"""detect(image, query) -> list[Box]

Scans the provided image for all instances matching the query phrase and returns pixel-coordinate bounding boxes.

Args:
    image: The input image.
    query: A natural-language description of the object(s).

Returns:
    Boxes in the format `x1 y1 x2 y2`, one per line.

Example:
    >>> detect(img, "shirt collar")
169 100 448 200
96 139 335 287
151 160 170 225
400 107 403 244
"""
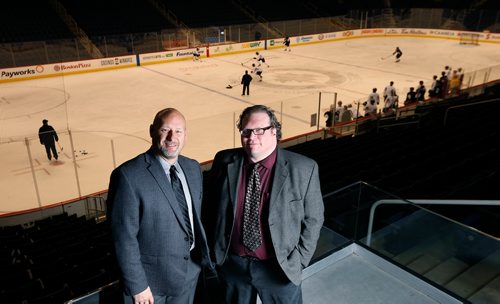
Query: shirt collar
157 155 179 172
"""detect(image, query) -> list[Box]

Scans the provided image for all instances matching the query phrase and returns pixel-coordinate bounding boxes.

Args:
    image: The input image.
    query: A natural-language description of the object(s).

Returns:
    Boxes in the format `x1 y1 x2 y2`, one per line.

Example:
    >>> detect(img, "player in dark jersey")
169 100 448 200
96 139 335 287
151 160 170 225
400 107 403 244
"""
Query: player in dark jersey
283 36 291 51
393 47 403 63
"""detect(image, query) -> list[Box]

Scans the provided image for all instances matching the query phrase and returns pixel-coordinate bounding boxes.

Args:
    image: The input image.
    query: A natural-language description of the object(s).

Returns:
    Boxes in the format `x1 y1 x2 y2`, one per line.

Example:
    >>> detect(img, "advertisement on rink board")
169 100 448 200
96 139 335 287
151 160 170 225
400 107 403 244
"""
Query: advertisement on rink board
2 28 498 83
209 40 265 57
0 55 136 82
268 38 285 48
139 47 205 65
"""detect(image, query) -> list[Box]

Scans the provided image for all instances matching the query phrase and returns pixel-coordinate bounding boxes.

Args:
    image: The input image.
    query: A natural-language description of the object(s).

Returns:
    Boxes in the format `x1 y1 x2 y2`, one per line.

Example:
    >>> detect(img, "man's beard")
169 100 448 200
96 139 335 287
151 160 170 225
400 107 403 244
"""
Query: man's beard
159 145 179 159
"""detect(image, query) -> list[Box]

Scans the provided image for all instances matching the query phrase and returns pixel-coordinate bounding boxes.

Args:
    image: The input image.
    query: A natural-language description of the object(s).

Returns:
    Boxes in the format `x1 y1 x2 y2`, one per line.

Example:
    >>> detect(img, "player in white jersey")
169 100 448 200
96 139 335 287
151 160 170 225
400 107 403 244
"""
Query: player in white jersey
383 81 396 102
193 47 201 62
368 88 380 105
254 52 269 67
251 63 263 81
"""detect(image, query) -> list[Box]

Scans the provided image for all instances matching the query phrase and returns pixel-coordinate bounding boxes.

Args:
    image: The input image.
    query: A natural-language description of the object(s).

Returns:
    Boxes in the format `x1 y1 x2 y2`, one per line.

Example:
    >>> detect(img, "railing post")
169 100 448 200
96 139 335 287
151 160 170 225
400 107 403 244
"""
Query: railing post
317 92 322 130
111 139 117 169
25 137 42 209
43 41 49 64
75 38 80 60
68 130 82 197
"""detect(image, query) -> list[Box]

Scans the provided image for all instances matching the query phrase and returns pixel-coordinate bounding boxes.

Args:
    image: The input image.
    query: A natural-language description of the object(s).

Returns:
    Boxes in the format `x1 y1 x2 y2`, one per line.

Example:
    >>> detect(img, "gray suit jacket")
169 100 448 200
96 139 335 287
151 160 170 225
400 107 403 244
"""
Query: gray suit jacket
205 147 324 285
108 148 211 297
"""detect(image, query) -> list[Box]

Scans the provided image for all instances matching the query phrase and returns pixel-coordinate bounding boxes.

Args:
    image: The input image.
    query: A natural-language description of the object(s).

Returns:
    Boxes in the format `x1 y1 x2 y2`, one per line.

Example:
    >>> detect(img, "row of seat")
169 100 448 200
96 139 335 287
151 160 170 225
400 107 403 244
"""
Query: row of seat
0 213 119 304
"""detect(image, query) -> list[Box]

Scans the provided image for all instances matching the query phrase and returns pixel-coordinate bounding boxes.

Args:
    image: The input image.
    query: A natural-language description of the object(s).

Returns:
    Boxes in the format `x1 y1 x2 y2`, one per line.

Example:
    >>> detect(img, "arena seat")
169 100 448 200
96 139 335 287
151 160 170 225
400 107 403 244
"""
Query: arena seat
0 2 72 43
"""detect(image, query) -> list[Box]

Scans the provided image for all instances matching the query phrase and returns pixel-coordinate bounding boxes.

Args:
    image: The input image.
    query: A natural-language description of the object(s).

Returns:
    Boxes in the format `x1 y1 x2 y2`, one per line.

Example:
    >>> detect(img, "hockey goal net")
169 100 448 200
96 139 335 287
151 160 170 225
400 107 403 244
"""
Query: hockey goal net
459 33 480 45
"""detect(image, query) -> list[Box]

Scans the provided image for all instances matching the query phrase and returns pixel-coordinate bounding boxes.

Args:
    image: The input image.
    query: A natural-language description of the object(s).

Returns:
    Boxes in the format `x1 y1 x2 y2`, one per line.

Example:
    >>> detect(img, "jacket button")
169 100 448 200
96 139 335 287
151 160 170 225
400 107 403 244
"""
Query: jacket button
184 256 189 260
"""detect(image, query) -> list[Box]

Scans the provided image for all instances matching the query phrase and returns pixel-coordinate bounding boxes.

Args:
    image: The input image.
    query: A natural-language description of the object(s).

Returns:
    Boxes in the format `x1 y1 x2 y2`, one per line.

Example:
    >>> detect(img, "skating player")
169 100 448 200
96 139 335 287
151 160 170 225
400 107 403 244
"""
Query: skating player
393 47 403 63
254 52 269 67
251 63 263 81
283 36 291 51
193 47 201 61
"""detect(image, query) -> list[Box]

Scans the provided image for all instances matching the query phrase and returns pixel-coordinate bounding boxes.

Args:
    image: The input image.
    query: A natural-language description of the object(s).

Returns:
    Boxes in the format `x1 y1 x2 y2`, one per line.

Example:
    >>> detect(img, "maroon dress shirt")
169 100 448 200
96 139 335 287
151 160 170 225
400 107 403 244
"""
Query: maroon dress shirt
229 149 277 260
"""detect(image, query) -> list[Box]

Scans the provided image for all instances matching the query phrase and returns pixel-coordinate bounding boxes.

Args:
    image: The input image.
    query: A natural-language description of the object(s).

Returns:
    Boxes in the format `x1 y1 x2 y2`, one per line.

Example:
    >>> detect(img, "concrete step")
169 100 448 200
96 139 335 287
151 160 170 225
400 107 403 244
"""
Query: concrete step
392 234 452 266
424 257 468 285
407 254 442 274
445 250 500 298
468 275 500 304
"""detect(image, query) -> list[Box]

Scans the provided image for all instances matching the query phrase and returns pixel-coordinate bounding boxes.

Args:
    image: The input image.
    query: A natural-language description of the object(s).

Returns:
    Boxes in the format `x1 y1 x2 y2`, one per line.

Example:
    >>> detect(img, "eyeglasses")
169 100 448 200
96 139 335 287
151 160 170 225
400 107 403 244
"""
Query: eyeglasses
240 126 273 137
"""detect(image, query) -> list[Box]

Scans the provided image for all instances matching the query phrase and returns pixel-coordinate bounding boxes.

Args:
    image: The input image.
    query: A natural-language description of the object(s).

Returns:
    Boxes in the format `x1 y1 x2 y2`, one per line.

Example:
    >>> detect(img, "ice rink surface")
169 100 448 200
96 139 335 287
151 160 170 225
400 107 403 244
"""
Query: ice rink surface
1 36 499 212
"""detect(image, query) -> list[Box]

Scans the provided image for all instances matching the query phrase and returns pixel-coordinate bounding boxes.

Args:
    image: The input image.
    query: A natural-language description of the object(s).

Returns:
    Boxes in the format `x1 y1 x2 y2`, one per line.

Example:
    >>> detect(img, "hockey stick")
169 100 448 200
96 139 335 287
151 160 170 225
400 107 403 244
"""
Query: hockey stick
240 58 253 65
380 54 393 60
226 76 241 89
57 141 63 152
226 83 242 89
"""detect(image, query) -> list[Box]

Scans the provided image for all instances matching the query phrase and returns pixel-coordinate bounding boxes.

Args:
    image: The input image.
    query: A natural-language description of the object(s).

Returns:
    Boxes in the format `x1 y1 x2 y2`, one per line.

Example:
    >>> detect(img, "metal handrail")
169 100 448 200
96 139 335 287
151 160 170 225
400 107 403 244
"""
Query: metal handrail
367 199 500 246
443 97 500 126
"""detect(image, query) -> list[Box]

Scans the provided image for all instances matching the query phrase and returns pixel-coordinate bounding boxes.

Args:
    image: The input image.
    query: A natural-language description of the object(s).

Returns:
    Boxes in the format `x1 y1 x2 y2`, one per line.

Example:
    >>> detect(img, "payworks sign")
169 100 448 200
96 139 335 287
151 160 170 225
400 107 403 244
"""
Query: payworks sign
1 68 37 79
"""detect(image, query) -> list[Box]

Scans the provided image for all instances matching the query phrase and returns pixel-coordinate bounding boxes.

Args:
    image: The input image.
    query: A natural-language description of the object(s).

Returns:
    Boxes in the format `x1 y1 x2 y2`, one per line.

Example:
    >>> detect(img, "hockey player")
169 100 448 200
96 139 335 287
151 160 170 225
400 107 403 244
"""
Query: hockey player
416 81 426 104
404 87 417 105
368 88 380 105
251 63 263 81
383 90 398 114
193 47 201 62
383 81 396 102
254 52 269 67
393 47 403 62
283 36 291 51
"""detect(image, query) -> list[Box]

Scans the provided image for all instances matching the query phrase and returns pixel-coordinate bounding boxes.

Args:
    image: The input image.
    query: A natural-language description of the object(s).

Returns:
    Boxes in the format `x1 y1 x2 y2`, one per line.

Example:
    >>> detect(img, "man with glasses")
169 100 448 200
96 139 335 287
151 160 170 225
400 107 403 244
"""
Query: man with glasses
204 105 324 303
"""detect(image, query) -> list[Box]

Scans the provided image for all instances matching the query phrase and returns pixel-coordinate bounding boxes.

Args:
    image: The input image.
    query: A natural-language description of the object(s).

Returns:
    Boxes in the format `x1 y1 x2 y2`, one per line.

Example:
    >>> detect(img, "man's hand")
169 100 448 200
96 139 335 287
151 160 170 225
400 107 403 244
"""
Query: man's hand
133 286 154 304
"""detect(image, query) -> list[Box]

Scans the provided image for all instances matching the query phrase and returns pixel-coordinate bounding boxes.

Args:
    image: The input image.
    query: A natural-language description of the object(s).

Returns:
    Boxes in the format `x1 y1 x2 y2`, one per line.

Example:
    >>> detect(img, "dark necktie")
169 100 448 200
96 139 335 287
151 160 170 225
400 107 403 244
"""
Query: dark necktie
169 166 193 246
243 163 262 251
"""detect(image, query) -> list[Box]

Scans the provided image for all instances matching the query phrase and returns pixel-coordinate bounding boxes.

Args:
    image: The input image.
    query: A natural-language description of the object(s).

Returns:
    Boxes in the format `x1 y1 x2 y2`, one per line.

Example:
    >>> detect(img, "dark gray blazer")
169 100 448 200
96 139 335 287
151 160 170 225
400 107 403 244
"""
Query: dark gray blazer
108 148 211 297
205 147 324 285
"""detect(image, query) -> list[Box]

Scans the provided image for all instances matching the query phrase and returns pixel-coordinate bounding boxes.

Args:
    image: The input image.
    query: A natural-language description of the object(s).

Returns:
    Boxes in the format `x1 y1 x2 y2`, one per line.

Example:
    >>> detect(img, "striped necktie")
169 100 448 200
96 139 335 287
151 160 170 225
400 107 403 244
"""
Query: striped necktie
170 166 193 246
243 163 262 251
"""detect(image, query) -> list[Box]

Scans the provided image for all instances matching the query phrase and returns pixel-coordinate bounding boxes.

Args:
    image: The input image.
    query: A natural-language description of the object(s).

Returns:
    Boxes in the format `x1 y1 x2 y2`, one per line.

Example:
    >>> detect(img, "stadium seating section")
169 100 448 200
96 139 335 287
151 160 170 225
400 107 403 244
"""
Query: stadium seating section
1 1 499 43
0 213 120 303
0 2 72 43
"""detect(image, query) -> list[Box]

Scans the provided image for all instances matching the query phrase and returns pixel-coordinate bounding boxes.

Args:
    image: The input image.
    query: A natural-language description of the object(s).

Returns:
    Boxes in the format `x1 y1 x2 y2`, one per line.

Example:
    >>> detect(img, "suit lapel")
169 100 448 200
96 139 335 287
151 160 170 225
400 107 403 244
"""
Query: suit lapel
227 153 243 213
145 150 188 233
269 149 288 218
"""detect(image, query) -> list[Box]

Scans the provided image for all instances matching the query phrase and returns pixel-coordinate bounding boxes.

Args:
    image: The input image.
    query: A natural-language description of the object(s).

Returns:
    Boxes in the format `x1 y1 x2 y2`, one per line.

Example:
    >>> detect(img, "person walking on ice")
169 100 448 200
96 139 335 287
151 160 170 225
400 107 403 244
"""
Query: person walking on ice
38 119 59 161
241 70 253 96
